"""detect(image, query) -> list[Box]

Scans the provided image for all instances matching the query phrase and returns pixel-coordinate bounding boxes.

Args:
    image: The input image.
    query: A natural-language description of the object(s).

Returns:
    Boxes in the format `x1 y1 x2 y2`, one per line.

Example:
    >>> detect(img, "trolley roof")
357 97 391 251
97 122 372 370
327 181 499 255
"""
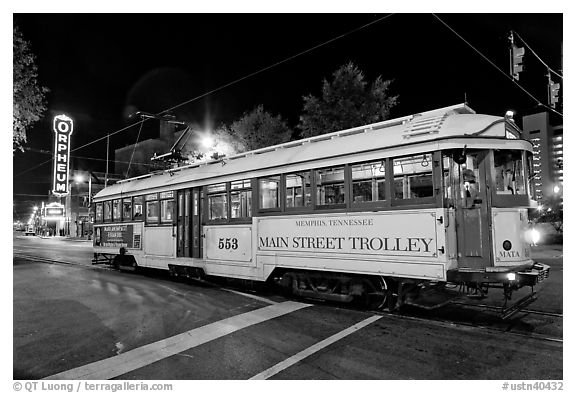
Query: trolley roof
94 103 523 200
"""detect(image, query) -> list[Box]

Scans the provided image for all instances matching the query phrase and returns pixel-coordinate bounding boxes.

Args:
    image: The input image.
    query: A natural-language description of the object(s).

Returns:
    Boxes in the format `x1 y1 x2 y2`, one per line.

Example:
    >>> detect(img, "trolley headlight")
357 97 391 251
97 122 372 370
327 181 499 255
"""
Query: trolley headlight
529 228 541 245
531 228 541 245
506 273 517 281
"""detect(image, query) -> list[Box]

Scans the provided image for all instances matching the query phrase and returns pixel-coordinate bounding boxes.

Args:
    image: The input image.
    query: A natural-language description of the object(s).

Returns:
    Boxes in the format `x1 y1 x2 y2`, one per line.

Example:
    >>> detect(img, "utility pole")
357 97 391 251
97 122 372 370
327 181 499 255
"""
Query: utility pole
105 133 109 187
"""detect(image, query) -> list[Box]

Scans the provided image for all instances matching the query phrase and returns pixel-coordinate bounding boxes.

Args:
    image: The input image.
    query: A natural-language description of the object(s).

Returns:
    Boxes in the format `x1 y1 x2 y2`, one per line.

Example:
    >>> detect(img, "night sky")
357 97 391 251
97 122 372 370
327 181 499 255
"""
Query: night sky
12 12 563 221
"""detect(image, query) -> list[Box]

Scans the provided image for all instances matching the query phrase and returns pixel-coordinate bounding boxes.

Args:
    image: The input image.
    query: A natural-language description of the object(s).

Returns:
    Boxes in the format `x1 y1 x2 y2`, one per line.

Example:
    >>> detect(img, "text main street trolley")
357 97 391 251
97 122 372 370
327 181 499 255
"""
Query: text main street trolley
92 104 549 317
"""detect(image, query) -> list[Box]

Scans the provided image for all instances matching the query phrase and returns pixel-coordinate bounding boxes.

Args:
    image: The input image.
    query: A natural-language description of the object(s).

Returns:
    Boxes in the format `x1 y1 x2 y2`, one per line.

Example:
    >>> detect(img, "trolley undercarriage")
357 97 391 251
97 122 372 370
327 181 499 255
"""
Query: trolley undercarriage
94 249 550 319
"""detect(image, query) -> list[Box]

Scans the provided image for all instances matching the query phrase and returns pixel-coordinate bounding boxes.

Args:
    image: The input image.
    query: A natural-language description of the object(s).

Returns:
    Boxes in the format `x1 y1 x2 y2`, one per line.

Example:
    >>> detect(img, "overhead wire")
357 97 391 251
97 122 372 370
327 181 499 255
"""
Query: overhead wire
21 147 156 167
13 14 395 179
431 14 563 117
512 30 563 79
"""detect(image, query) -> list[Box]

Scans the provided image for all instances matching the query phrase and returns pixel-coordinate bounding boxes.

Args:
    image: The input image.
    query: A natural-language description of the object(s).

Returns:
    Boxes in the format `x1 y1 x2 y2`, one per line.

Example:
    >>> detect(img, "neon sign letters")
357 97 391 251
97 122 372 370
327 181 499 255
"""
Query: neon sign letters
52 114 74 196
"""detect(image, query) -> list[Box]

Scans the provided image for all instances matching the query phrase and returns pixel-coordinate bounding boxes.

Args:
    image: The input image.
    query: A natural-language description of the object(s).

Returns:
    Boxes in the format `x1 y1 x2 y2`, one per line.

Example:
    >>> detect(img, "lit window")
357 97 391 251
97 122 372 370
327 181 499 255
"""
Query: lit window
104 200 112 221
95 203 103 222
146 193 159 223
285 172 312 208
133 196 143 220
352 160 386 203
315 167 346 206
493 150 526 195
231 180 252 218
112 199 121 221
393 154 433 199
208 183 227 220
160 191 174 224
259 176 280 209
160 199 174 223
122 198 132 221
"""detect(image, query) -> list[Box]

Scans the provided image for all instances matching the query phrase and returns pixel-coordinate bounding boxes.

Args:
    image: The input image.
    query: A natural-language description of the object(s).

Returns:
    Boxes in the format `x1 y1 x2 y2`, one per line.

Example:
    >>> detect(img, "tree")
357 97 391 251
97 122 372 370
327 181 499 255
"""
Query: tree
229 105 292 152
13 25 48 153
298 62 398 138
182 124 246 163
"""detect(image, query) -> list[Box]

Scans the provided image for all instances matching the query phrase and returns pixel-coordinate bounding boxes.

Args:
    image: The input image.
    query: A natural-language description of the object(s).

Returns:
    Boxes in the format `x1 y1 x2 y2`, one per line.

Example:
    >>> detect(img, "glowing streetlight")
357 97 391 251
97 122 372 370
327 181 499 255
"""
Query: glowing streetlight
74 174 85 183
201 135 214 149
553 185 560 194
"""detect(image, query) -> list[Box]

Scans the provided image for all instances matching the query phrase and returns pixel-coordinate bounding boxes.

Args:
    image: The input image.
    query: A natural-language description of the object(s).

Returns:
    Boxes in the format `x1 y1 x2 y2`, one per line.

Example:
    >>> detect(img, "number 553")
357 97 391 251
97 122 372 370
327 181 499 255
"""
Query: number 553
218 238 239 250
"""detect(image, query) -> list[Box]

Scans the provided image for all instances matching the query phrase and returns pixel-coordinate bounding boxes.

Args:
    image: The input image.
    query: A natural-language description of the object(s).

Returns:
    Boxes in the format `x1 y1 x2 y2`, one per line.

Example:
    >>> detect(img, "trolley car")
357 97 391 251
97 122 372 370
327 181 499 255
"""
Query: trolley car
92 103 549 316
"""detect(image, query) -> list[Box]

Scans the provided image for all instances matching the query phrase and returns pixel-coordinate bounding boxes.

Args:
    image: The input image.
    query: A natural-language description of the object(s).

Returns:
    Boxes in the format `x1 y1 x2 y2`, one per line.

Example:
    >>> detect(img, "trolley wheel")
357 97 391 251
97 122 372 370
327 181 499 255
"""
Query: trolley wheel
112 255 121 270
359 276 389 310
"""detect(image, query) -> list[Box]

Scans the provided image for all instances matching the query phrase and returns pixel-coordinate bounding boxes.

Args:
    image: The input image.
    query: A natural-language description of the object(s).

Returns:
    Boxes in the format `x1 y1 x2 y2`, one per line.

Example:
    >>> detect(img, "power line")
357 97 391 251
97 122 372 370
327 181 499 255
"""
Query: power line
14 14 395 179
126 120 144 178
431 14 562 117
512 30 563 79
155 14 395 118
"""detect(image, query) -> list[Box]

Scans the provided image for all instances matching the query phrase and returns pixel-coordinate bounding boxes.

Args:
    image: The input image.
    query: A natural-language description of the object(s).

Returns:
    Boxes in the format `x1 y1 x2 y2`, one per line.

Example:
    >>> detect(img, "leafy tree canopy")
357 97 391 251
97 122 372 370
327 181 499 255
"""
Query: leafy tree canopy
230 105 292 152
13 25 48 153
298 62 398 138
182 124 246 163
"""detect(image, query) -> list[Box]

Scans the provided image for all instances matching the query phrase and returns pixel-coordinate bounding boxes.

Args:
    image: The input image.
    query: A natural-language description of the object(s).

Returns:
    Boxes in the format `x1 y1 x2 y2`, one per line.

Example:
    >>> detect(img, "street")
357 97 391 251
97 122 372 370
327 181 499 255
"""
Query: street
13 232 563 380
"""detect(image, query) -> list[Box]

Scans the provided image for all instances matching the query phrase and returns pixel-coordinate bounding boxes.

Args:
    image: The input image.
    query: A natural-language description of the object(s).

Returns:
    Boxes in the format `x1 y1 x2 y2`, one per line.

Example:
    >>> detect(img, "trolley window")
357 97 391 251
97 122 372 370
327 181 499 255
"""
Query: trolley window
393 153 433 200
145 193 159 224
133 196 143 220
231 180 252 219
208 183 228 220
112 199 121 221
95 202 103 222
493 149 526 195
103 200 112 222
285 171 312 209
122 198 132 221
315 166 345 207
351 160 386 203
259 176 280 210
527 152 538 200
160 191 175 224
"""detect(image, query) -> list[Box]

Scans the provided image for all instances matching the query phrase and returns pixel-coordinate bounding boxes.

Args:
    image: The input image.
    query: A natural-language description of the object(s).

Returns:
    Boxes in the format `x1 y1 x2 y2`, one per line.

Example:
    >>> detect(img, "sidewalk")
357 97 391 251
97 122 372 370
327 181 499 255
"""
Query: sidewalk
38 235 92 243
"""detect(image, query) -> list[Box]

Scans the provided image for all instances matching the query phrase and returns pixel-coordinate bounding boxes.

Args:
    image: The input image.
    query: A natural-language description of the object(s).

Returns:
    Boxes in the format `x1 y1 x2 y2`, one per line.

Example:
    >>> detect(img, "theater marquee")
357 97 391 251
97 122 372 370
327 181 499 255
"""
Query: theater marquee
52 114 74 196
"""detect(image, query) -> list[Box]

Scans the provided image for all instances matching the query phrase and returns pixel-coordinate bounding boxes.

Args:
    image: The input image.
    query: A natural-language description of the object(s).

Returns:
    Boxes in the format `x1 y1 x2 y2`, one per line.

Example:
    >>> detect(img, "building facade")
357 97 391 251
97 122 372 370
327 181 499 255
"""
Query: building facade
521 112 563 205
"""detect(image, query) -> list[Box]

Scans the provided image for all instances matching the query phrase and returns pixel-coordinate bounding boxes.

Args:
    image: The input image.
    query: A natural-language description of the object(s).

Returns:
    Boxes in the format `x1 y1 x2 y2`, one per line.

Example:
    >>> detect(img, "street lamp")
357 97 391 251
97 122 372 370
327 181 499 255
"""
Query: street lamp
201 135 214 149
74 173 92 206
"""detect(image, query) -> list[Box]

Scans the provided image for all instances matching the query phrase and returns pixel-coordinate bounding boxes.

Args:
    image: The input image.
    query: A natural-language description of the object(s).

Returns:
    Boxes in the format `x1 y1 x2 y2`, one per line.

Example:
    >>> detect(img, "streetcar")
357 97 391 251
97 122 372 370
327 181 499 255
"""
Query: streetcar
92 103 549 317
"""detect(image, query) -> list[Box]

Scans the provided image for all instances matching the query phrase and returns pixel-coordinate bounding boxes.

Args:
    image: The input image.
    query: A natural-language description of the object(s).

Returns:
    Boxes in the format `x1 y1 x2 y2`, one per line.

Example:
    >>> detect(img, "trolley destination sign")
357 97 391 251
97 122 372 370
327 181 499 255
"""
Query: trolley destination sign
100 225 134 248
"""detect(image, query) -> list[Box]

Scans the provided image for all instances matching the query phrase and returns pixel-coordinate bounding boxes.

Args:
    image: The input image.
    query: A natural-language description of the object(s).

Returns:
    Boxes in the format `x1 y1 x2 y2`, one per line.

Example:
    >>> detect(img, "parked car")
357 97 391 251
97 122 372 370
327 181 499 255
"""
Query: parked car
24 227 35 236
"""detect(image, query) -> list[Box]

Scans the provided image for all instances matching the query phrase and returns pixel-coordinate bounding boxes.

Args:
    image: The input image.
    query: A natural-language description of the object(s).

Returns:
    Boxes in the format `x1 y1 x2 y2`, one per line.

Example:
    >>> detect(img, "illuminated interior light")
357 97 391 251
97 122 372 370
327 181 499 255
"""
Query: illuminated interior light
530 228 541 245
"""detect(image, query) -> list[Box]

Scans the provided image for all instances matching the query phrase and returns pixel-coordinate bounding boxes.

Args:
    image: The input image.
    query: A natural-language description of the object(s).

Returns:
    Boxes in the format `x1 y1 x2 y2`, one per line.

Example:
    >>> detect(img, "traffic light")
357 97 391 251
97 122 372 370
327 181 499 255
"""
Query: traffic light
548 82 560 108
510 45 525 81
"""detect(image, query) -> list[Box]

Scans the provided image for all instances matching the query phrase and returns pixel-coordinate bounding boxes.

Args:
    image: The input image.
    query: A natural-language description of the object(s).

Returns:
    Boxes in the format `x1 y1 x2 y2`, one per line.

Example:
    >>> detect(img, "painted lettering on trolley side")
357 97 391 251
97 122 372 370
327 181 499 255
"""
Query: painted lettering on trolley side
295 218 374 227
348 237 433 252
258 236 434 253
498 250 521 258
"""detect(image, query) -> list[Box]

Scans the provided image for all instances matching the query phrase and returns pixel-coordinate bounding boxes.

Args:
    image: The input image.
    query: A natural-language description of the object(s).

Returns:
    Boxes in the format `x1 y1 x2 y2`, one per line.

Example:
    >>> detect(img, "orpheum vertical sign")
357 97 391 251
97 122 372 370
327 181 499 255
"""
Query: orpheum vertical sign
52 114 74 196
